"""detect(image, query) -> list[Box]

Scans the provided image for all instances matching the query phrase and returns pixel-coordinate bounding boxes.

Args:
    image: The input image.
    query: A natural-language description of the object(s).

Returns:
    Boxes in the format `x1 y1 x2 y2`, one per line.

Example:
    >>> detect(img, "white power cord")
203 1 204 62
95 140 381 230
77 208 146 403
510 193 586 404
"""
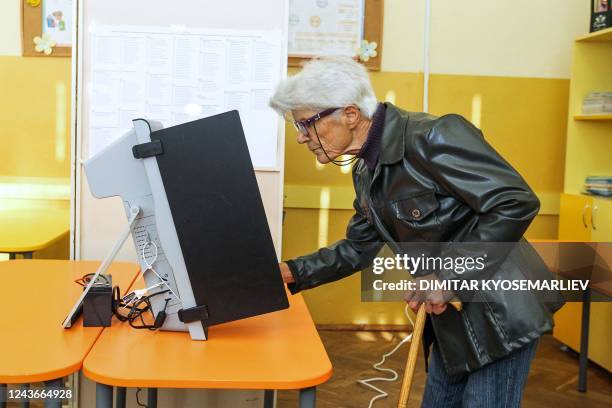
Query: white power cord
140 240 181 302
357 304 415 408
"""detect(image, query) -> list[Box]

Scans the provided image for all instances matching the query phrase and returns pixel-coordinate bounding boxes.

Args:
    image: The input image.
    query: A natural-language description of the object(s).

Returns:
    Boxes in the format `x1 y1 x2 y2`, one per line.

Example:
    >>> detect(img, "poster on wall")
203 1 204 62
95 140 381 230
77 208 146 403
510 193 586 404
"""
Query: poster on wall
287 0 383 70
288 0 365 58
43 0 73 47
21 0 72 56
590 0 611 32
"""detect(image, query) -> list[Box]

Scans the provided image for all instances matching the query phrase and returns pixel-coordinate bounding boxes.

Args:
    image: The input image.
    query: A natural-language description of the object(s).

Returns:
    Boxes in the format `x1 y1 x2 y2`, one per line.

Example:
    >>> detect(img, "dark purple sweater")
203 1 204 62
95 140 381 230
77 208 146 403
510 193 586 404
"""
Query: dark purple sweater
357 103 386 170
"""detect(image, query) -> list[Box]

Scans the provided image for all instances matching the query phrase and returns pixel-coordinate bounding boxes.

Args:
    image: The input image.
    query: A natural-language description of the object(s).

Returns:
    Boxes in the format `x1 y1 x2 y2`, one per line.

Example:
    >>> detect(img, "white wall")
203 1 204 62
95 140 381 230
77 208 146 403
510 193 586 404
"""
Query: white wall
381 0 589 78
0 0 21 55
381 0 424 72
429 0 589 78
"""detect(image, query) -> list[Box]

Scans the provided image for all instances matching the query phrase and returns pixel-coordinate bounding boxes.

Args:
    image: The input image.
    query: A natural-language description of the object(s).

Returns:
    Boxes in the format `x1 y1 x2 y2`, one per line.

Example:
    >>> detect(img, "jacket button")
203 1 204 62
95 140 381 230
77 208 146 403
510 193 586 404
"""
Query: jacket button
411 209 421 218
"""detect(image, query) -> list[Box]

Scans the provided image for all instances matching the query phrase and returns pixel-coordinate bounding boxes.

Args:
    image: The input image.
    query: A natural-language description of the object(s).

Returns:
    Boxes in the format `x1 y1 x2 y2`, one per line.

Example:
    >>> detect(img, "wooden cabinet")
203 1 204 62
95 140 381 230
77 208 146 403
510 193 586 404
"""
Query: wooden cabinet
554 27 612 374
558 194 593 241
554 194 612 372
590 197 612 242
557 194 612 242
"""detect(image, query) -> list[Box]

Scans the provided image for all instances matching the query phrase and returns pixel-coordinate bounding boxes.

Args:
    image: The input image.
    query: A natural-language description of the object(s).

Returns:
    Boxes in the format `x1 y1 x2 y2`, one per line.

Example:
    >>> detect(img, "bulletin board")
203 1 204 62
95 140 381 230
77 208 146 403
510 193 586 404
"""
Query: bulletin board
21 0 72 57
288 0 384 70
72 0 288 263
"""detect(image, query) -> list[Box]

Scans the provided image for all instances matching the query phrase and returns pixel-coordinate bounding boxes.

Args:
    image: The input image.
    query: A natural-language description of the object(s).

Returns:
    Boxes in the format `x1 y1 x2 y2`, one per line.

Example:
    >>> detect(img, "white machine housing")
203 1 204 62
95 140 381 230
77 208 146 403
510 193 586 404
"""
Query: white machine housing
84 119 207 340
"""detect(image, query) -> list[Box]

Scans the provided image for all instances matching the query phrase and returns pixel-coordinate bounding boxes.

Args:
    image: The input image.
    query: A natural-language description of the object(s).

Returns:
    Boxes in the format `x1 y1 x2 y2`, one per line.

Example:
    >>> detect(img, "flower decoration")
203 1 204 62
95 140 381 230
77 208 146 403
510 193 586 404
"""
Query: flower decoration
356 40 378 62
33 33 56 55
26 0 41 7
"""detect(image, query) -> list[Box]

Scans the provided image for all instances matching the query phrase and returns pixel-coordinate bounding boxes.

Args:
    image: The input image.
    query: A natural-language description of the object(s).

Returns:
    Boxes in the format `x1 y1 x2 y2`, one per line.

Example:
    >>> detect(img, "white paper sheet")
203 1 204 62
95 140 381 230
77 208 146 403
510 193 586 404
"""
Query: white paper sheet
89 25 282 167
90 111 119 128
120 72 146 110
91 71 120 110
120 35 146 71
92 35 121 70
172 86 199 108
146 34 173 75
173 36 200 86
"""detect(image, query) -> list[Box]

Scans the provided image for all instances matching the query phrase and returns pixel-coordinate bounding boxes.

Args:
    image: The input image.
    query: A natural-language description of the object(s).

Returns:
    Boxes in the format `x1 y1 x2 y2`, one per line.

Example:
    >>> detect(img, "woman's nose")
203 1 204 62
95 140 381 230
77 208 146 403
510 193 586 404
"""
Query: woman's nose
296 132 310 144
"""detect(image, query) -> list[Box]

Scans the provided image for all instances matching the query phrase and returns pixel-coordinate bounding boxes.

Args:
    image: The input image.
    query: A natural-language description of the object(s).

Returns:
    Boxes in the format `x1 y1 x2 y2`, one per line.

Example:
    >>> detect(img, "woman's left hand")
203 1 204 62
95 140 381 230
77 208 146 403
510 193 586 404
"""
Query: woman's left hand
403 274 453 315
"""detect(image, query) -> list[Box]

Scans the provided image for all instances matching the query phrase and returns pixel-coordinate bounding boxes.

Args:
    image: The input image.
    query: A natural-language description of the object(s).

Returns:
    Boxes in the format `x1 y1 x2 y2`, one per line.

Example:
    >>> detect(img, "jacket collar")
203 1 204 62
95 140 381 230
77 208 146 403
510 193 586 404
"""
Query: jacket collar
379 102 409 165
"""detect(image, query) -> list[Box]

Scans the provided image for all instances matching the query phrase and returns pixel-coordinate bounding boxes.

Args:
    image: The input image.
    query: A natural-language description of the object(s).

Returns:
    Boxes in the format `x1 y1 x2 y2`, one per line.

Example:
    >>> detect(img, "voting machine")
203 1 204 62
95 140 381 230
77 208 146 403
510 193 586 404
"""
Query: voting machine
65 111 288 340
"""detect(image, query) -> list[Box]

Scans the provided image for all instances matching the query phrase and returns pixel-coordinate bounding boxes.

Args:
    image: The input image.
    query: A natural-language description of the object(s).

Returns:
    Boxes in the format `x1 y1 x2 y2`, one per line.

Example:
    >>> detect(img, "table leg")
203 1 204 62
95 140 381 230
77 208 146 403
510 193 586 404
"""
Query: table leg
1 383 6 408
147 388 157 408
44 379 62 408
578 288 591 393
23 252 33 260
263 390 275 408
95 383 113 408
115 387 126 408
299 387 316 408
20 384 29 408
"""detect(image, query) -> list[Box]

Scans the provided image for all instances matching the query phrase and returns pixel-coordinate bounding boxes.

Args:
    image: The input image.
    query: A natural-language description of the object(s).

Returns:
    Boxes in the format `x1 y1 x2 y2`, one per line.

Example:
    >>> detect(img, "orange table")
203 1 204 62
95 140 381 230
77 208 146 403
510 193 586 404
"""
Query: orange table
83 283 332 408
0 260 140 407
0 199 70 259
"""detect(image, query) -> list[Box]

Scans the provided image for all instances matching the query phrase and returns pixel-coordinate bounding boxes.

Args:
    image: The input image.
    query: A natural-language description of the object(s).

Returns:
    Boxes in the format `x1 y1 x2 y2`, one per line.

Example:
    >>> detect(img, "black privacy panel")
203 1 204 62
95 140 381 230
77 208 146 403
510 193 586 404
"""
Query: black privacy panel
150 110 288 326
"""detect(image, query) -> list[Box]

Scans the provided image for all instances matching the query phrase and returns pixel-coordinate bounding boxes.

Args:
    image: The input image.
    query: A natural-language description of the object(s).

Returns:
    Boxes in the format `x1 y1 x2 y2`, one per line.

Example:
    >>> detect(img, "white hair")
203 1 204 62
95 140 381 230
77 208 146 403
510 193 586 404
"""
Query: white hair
269 56 378 119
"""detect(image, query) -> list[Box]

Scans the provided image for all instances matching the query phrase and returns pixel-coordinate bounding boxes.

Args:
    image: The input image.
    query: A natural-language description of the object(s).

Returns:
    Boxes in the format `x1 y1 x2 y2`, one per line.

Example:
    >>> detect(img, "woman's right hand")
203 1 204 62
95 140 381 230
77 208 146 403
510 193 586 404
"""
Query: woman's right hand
279 262 295 284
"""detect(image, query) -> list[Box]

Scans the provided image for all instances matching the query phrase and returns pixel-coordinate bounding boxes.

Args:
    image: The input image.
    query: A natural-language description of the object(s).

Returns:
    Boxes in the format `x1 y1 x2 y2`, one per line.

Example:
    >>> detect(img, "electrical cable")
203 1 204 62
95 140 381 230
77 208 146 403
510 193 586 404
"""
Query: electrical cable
75 240 176 331
140 240 180 302
112 286 170 330
357 304 415 408
127 290 170 330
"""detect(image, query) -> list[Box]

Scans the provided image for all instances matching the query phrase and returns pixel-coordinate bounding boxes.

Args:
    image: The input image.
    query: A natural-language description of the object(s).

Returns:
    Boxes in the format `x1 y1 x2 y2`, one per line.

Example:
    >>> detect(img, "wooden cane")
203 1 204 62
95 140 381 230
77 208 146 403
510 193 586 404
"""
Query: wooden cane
397 301 462 408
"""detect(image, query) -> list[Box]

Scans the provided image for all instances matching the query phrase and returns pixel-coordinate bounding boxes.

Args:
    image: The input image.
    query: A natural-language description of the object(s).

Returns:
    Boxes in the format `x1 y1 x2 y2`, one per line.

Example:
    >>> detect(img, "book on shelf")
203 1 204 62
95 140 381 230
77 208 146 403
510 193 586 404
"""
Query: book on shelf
582 92 612 115
585 176 612 197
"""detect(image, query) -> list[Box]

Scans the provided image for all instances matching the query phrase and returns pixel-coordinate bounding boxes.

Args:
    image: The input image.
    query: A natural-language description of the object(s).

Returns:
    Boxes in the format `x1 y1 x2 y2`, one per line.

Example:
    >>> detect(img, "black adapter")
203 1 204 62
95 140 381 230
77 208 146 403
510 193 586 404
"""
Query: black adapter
83 274 113 327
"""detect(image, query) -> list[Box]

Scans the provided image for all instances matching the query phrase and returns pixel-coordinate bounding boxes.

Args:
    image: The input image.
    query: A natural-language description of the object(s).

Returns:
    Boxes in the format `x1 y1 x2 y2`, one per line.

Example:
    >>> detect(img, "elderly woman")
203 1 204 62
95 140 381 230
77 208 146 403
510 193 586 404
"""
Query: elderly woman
269 57 561 407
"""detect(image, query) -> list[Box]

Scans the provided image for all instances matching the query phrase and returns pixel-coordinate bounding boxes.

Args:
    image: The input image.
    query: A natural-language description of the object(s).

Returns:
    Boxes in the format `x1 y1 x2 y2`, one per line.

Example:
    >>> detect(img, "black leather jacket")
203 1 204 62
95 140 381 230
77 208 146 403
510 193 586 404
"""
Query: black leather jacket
286 103 563 375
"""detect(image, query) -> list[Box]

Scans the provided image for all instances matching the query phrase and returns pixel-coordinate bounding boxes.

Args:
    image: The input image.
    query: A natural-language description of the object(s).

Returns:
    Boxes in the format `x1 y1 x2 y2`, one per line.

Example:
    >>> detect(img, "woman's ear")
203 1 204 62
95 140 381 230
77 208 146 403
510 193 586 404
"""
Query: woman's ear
343 105 361 129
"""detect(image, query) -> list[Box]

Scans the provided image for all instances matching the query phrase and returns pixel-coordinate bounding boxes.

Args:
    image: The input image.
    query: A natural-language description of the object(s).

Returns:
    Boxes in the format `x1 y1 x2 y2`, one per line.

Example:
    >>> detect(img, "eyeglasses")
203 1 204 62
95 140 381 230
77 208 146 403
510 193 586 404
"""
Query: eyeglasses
292 107 341 136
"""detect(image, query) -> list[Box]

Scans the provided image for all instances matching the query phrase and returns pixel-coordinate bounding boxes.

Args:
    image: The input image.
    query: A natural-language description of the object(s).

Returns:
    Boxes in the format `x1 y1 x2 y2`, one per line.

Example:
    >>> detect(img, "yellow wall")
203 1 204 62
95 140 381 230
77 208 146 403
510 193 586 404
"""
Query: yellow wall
0 0 72 181
0 56 72 178
0 1 72 261
428 74 568 197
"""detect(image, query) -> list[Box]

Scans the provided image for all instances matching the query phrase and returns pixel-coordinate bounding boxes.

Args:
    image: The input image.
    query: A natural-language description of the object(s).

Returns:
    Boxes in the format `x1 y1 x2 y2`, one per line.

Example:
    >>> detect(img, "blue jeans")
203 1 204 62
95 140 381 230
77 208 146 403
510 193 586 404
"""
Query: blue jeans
421 340 539 408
